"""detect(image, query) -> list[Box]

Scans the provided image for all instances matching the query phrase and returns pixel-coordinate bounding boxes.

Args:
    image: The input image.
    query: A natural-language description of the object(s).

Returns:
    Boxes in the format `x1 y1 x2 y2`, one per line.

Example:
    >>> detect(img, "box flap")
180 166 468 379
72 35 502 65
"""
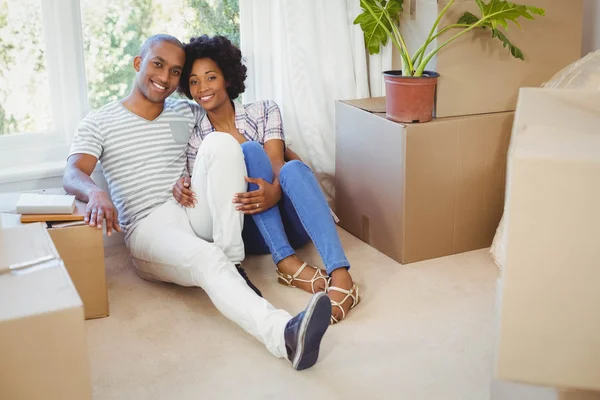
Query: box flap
514 125 600 162
0 223 59 273
0 223 82 321
342 97 387 113
513 88 600 136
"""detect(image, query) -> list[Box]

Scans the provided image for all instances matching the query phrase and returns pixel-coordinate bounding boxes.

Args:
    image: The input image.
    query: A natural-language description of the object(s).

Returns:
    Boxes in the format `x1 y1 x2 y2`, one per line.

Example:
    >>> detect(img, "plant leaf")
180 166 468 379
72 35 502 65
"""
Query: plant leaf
479 1 541 30
474 0 486 13
526 6 545 16
491 27 524 60
457 12 479 25
353 0 404 55
461 0 545 59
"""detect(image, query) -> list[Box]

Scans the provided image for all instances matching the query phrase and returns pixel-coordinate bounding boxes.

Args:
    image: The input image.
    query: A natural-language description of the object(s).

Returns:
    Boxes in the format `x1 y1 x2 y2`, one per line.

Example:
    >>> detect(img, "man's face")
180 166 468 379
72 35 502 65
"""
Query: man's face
133 41 185 103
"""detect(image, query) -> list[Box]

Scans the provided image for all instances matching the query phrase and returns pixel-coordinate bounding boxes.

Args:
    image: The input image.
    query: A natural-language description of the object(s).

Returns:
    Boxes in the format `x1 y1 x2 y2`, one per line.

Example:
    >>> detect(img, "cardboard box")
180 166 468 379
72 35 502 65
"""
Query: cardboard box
496 89 600 391
492 380 600 400
49 223 109 319
335 98 512 264
0 211 109 320
0 223 93 400
396 0 583 118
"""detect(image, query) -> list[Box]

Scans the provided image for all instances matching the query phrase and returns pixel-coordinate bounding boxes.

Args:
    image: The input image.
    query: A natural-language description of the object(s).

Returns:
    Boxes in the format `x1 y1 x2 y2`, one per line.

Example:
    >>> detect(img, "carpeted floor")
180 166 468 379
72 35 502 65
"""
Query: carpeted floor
86 228 499 400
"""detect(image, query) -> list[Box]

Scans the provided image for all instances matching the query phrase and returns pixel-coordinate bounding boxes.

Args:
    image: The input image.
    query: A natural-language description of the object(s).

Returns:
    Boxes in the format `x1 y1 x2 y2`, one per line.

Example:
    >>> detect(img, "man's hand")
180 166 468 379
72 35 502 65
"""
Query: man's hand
85 190 121 236
173 176 196 207
233 177 281 215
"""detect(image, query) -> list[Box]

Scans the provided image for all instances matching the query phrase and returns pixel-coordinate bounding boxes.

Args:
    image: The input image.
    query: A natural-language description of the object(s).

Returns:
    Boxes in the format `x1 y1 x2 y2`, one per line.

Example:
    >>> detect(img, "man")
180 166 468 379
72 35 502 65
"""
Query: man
64 34 331 370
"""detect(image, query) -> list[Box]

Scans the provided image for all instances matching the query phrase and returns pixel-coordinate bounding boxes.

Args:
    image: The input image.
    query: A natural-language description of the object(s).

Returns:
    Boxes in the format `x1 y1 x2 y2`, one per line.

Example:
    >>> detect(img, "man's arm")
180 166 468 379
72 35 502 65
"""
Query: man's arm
64 154 121 235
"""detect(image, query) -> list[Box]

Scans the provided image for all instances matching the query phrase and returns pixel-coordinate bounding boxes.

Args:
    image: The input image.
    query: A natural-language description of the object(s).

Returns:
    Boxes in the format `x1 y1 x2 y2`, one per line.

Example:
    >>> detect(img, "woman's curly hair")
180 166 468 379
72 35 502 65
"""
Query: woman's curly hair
178 35 247 100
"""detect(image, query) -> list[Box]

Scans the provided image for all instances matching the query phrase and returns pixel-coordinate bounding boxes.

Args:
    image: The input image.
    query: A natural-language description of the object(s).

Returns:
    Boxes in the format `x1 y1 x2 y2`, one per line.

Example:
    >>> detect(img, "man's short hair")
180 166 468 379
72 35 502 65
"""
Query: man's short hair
139 34 184 60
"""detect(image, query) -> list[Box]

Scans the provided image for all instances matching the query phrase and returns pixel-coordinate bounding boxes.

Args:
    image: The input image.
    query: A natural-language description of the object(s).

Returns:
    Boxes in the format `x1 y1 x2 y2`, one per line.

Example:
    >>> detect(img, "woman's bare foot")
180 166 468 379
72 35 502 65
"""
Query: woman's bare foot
276 255 329 293
328 268 358 324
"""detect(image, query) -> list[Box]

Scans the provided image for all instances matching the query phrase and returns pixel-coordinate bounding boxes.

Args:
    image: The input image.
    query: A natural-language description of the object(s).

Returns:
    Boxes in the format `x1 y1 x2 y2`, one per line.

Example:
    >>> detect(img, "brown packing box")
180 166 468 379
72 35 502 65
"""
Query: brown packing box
396 0 583 118
0 206 109 320
335 97 512 264
49 223 109 319
0 223 93 400
496 89 600 391
492 381 600 400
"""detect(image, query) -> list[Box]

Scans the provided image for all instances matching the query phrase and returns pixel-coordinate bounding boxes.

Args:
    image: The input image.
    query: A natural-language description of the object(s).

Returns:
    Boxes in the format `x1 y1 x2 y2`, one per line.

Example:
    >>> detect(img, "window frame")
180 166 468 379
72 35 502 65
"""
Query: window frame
0 0 88 184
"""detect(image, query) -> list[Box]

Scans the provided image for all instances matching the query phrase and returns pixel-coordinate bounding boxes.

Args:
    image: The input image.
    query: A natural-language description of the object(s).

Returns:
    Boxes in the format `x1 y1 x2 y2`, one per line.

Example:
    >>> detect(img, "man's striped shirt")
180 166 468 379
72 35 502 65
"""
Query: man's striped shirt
69 98 205 237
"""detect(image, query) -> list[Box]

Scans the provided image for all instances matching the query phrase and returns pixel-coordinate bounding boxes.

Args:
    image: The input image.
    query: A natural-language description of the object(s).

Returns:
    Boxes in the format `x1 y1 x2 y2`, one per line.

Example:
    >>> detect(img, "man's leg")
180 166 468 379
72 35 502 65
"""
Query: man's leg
186 132 246 264
128 200 332 369
128 200 289 357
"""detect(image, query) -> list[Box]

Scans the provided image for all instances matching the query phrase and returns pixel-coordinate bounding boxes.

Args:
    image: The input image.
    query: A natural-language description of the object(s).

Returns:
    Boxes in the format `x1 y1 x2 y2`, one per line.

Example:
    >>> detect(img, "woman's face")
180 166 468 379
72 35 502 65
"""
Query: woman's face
188 57 229 112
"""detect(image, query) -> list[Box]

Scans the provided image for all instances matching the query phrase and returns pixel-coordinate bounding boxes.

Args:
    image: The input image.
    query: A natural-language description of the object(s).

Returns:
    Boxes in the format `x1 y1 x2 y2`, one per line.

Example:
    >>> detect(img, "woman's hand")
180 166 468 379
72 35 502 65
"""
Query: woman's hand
233 177 281 215
173 176 196 207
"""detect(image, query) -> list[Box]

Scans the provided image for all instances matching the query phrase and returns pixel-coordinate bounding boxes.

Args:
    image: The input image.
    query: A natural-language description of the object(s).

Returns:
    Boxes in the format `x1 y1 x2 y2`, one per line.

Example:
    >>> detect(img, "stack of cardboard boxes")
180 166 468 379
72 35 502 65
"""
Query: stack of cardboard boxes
0 192 108 399
334 0 583 264
0 192 109 320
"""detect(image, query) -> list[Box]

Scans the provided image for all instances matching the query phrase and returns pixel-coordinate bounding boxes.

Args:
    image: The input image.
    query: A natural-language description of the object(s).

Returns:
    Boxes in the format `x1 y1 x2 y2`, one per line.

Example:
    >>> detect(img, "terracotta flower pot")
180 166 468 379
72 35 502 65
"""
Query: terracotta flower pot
383 70 440 123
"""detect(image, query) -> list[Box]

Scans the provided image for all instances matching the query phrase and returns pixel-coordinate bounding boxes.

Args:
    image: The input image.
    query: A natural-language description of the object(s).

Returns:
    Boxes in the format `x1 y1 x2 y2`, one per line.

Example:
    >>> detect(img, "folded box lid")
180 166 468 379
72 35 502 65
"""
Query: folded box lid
0 223 82 322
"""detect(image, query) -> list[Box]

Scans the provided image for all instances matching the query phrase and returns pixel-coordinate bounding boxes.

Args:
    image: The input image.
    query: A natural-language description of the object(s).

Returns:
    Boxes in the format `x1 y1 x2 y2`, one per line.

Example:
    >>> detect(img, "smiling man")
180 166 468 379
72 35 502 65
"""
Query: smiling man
63 34 332 370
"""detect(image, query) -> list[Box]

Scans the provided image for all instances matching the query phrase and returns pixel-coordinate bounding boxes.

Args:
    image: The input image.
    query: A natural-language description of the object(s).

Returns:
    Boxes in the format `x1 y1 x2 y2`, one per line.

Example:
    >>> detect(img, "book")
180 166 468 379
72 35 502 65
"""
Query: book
16 193 76 215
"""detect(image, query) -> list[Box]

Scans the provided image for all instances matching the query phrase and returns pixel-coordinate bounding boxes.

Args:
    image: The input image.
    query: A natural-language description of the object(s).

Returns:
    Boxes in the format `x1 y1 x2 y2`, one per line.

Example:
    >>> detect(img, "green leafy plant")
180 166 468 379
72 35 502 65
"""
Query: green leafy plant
354 0 545 77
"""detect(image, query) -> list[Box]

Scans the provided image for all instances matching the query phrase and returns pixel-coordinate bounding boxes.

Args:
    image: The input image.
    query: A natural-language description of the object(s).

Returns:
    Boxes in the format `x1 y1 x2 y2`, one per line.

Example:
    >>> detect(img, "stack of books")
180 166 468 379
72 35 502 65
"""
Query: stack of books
16 194 85 223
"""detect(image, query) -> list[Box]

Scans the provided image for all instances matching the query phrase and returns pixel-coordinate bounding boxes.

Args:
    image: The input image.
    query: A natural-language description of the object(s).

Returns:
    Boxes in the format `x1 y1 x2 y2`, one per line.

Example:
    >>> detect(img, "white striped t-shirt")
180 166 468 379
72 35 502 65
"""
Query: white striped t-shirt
69 98 205 237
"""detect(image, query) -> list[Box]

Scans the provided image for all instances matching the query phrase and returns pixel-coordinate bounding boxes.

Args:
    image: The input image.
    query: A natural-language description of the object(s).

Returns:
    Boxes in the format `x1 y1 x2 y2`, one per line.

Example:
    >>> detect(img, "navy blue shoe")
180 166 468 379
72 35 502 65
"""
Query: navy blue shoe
284 292 332 370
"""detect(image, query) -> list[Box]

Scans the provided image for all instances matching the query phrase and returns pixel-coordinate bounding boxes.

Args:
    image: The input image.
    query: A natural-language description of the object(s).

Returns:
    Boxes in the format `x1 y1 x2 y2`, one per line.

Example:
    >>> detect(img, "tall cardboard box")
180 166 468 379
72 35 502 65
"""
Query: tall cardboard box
335 97 512 264
48 223 109 319
0 223 93 400
496 89 600 391
396 0 583 118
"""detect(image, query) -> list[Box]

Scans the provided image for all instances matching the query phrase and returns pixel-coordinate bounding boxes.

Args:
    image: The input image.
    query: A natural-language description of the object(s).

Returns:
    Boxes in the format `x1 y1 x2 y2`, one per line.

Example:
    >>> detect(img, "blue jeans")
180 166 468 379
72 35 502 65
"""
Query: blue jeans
241 141 350 275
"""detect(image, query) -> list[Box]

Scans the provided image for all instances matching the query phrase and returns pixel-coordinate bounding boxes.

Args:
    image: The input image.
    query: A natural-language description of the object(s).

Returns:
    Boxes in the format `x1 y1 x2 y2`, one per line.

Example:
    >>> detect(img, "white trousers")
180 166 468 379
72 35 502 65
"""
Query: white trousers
127 132 291 358
185 132 245 264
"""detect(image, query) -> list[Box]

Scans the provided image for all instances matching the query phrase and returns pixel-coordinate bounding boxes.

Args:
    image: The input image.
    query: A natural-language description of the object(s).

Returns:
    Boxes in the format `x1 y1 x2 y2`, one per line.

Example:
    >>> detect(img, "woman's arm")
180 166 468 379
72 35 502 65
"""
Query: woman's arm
264 139 286 180
284 147 302 162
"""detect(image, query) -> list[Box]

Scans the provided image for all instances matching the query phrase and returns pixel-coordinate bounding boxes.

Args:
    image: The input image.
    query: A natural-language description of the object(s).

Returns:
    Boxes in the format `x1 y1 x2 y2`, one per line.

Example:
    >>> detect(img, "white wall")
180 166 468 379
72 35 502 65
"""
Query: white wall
582 0 600 55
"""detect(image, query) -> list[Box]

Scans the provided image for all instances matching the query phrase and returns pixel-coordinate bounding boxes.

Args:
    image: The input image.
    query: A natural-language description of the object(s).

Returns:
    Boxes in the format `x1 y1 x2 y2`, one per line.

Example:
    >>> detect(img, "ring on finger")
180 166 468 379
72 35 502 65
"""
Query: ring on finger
256 203 259 209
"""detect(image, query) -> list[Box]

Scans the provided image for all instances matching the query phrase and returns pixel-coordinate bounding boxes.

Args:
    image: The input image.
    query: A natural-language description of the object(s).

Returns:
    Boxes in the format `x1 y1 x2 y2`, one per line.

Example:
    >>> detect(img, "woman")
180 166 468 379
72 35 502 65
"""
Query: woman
174 35 359 324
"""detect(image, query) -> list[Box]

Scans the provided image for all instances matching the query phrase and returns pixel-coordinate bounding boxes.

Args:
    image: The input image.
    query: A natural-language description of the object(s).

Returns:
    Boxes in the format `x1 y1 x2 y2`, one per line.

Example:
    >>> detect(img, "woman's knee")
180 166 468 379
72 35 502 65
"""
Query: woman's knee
242 141 273 182
280 160 310 185
241 140 263 158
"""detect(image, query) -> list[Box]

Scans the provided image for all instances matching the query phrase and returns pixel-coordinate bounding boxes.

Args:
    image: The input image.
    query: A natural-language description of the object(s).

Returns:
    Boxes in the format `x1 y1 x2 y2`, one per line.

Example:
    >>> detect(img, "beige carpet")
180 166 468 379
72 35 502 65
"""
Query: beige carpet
87 228 499 400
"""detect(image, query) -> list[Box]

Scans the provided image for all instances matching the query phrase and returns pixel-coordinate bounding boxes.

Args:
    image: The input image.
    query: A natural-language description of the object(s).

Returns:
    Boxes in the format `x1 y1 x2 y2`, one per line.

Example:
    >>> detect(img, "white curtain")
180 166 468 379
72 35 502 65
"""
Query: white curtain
240 0 392 202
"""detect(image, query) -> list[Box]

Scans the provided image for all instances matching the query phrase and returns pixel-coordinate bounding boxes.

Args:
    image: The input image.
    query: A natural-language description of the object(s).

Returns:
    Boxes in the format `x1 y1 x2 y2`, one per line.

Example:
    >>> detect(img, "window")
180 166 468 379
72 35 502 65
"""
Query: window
0 0 53 135
80 0 240 110
0 0 238 183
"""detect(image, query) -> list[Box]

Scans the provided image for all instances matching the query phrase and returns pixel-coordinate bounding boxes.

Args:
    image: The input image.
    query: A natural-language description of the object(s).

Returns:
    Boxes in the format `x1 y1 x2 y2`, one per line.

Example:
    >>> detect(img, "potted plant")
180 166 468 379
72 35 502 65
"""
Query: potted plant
354 0 545 123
